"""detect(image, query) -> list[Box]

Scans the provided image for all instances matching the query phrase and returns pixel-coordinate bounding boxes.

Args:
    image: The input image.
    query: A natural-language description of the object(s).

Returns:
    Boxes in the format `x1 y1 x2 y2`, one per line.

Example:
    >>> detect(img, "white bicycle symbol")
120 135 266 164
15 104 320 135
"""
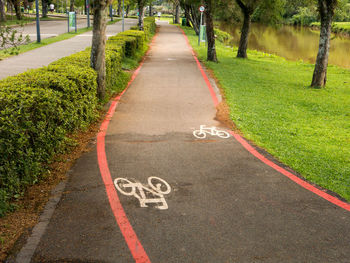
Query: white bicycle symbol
193 125 230 139
114 176 171 210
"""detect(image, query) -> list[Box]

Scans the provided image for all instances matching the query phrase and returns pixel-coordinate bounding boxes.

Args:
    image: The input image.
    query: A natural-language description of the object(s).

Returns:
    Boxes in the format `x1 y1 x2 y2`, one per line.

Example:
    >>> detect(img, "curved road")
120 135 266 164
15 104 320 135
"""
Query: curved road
18 23 350 263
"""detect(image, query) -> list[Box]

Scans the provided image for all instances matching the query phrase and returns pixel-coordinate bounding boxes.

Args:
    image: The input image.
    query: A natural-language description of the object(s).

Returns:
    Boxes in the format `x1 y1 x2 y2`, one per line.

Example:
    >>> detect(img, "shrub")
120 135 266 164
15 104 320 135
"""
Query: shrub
108 35 137 57
0 26 155 216
118 30 146 49
214 28 233 44
0 86 66 216
144 17 157 37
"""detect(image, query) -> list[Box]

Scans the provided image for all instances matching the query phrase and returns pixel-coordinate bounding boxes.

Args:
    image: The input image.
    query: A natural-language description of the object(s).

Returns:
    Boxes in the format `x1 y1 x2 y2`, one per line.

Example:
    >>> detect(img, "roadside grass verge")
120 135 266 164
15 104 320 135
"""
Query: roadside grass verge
0 19 121 60
1 15 65 26
181 26 350 201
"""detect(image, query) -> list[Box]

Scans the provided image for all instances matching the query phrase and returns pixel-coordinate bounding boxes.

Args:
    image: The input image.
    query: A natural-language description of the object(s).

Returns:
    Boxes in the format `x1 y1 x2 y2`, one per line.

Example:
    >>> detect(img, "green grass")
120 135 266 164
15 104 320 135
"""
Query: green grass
181 26 350 201
0 19 121 60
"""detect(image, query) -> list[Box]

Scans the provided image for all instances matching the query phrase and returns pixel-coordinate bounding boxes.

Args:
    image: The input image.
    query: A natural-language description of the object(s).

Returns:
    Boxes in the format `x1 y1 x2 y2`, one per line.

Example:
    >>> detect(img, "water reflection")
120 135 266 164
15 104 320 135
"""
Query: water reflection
220 23 350 68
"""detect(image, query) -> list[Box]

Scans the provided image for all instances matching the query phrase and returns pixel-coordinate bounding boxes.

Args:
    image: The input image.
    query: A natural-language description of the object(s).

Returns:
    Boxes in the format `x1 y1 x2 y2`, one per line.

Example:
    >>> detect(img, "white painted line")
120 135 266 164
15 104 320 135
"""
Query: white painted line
193 125 230 139
114 177 171 210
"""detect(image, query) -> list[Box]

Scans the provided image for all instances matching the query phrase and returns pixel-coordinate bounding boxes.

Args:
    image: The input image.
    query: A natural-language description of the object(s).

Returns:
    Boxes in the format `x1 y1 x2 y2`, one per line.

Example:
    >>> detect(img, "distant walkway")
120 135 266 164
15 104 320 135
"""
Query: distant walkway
0 19 137 80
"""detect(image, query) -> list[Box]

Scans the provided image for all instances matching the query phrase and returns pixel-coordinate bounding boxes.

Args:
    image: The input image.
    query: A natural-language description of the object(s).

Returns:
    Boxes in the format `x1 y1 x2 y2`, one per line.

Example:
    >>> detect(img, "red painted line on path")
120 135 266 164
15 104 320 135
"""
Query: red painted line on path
180 27 350 212
97 35 158 263
180 29 219 107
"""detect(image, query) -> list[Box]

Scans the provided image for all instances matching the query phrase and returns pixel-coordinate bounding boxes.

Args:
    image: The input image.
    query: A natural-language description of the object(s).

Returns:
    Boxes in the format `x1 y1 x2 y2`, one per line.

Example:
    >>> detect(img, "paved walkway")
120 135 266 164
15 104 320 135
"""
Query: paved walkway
16 23 350 263
0 18 137 79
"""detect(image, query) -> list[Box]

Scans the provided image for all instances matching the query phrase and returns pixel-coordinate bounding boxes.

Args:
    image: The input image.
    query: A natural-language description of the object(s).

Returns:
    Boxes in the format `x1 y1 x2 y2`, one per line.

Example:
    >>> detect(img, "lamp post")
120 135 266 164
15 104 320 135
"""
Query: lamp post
35 0 41 42
86 0 90 27
122 0 124 32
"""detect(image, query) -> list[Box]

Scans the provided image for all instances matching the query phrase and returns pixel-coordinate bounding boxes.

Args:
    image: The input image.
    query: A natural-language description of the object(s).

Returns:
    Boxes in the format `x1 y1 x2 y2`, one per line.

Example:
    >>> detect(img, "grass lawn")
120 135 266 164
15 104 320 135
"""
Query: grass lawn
181 26 350 201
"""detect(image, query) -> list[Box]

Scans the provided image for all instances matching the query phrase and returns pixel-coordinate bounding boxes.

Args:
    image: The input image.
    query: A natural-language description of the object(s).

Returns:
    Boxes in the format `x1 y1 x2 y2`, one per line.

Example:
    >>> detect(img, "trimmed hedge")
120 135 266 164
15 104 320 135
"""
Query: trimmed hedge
107 36 137 57
117 30 146 49
0 18 156 217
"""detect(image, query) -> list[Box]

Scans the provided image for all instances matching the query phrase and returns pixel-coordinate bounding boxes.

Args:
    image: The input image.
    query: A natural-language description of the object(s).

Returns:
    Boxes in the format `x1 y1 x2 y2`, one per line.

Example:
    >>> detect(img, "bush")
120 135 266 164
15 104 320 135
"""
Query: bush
290 7 318 26
144 17 157 37
0 26 155 216
118 30 146 49
214 28 233 44
0 86 66 216
108 35 137 57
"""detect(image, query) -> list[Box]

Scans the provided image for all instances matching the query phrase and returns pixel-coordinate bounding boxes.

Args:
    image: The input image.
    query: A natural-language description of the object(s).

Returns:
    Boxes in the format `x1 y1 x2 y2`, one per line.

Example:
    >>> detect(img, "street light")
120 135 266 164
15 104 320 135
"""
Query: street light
86 0 90 27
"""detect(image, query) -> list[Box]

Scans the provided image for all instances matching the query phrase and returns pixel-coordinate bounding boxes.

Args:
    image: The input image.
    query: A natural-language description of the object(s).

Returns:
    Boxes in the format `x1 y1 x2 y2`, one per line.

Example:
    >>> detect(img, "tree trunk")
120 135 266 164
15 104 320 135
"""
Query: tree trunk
117 0 121 16
237 11 251 58
187 4 200 35
0 0 6 22
205 0 217 62
137 0 144 30
149 3 152 16
70 0 75 11
42 0 48 17
126 5 129 17
184 6 191 26
91 0 109 100
13 0 21 20
175 4 180 24
311 0 337 87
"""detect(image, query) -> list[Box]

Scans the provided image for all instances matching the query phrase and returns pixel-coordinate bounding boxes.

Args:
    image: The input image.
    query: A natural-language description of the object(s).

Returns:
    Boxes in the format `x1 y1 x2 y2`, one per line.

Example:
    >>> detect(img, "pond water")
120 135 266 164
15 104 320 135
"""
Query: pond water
219 23 350 69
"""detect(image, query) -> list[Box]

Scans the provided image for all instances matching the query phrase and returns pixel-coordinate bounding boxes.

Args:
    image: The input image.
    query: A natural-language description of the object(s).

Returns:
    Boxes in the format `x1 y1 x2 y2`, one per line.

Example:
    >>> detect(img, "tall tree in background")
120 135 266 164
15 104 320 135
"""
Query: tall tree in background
42 0 49 17
235 0 261 58
180 0 201 35
91 0 111 99
149 0 153 16
204 0 217 62
117 0 121 16
137 0 145 30
9 0 22 20
174 0 180 23
311 0 338 87
0 0 6 22
70 0 75 11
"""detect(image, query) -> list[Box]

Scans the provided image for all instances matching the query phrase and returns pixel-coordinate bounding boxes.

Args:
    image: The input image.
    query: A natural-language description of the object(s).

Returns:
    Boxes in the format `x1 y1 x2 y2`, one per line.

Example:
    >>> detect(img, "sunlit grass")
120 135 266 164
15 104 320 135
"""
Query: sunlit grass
182 26 350 201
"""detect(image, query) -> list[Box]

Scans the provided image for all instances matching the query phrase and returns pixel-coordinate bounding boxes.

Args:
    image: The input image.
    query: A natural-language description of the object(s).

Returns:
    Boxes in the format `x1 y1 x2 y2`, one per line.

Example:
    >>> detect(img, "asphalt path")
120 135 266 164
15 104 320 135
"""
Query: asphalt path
17 23 350 263
0 18 137 79
19 19 93 42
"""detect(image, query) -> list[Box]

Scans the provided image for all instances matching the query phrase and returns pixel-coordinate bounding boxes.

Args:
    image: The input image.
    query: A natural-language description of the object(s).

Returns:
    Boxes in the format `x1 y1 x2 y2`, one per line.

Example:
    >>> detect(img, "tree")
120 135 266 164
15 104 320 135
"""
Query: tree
235 0 261 58
204 0 217 62
9 0 22 20
42 0 49 17
179 0 201 35
117 0 121 15
311 0 338 87
70 0 75 11
137 0 146 30
90 0 112 99
0 0 6 22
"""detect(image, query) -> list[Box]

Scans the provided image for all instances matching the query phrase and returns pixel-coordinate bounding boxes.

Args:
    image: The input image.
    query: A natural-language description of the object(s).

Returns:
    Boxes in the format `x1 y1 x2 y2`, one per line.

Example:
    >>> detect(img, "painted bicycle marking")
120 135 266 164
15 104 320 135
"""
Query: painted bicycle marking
114 177 171 210
193 125 230 139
